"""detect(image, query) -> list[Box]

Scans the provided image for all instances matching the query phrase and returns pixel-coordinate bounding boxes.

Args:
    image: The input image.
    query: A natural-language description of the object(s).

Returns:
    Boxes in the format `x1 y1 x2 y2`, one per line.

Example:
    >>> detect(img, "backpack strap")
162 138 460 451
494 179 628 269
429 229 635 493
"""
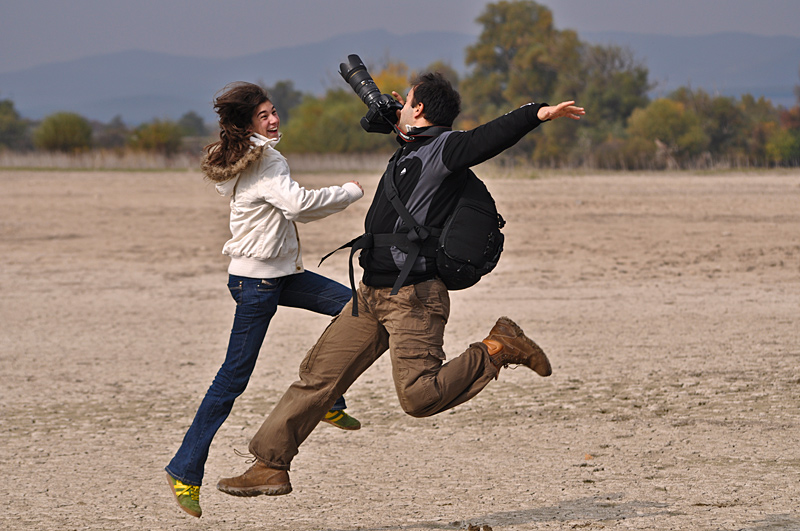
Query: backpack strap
318 136 447 316
381 147 434 295
319 234 371 317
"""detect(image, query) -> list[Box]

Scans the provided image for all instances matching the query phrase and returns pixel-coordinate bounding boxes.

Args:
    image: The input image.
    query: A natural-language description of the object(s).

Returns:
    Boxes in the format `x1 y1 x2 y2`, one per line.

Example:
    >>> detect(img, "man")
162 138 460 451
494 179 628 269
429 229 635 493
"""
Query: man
216 72 584 496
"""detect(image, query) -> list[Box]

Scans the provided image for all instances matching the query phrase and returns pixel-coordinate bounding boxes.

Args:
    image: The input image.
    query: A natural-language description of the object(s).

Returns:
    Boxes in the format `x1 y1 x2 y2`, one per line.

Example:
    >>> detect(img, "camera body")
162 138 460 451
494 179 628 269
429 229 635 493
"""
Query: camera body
339 54 402 134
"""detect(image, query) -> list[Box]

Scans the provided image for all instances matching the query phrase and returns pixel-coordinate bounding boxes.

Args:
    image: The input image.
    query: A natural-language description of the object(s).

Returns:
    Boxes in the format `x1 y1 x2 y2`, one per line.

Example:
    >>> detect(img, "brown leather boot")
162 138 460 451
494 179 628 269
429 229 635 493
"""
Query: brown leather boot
216 461 292 497
482 316 552 376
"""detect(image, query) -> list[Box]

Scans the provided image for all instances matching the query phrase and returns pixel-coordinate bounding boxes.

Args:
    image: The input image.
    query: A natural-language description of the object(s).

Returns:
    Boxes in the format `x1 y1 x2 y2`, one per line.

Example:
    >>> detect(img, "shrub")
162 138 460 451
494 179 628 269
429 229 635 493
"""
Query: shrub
33 112 92 152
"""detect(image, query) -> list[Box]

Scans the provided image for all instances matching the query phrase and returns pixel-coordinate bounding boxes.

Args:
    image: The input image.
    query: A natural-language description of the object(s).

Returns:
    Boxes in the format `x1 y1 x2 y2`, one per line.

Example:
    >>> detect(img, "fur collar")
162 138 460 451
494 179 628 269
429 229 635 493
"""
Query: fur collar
202 133 281 183
201 144 266 183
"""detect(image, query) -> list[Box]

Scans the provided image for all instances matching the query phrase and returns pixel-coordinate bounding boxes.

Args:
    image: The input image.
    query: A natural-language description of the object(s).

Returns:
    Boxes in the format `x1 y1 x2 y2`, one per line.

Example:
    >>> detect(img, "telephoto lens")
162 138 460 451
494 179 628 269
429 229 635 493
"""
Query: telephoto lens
339 54 383 108
339 53 402 133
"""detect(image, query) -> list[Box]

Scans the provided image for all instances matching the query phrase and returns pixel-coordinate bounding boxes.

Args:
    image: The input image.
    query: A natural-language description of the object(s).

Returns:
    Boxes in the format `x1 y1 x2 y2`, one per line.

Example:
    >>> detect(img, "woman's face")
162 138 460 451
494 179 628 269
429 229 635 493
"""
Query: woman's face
249 100 280 139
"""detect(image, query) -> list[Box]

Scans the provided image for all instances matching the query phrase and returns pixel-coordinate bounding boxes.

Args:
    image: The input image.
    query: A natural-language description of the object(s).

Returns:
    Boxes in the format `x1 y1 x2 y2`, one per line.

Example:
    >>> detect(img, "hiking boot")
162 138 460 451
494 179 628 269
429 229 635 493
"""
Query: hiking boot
482 316 552 376
321 409 361 430
166 471 201 518
216 461 292 497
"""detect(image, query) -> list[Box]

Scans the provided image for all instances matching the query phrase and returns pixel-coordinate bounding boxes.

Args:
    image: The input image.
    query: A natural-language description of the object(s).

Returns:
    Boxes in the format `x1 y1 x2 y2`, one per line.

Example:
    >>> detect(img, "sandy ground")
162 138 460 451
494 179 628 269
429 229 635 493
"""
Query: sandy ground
1 167 798 531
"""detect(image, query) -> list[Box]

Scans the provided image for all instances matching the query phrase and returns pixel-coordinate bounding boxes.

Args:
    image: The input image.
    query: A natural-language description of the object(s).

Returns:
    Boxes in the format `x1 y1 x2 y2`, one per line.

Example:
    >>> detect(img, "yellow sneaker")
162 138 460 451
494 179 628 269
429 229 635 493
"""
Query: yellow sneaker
166 472 201 517
321 409 361 430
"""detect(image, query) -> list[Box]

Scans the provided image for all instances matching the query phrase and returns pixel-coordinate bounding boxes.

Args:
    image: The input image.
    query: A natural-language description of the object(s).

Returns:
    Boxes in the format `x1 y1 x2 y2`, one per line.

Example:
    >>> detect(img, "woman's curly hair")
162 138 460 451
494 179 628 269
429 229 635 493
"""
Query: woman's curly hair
204 82 270 168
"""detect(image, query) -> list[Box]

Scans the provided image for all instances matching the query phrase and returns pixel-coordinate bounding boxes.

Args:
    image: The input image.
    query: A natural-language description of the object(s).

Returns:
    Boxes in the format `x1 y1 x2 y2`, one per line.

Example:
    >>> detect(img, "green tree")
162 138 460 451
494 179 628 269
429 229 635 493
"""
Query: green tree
543 43 651 168
626 99 709 168
33 112 92 152
280 61 409 154
177 111 207 137
459 1 590 165
0 98 28 149
94 115 130 149
740 93 779 123
280 89 390 153
765 127 800 166
129 119 183 155
576 44 650 138
461 0 582 127
766 105 800 166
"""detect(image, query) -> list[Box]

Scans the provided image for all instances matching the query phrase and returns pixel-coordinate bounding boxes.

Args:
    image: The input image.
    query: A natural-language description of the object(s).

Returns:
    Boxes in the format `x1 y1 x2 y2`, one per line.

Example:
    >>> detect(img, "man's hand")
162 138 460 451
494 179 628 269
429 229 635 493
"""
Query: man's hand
537 101 585 121
391 91 406 106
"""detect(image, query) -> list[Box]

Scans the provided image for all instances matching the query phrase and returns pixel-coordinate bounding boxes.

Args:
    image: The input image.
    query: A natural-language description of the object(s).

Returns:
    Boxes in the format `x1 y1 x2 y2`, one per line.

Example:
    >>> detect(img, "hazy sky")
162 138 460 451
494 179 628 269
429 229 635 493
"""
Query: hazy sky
2 0 799 73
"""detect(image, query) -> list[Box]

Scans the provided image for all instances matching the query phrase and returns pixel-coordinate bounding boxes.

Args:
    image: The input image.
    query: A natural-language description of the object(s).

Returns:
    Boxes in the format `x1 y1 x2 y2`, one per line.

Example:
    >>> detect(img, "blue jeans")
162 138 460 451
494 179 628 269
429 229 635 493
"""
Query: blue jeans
166 271 351 486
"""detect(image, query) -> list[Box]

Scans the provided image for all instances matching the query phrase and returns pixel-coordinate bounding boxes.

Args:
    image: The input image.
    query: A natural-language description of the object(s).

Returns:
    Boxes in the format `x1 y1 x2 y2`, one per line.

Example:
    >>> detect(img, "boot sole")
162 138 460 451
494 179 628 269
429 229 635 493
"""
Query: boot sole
497 316 552 376
216 482 292 497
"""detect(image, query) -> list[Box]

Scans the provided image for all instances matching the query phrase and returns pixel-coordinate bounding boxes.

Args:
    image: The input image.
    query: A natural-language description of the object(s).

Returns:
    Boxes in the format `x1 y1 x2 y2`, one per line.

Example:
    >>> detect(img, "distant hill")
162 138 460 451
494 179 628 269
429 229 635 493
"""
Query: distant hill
0 30 474 125
1 29 797 125
581 31 800 108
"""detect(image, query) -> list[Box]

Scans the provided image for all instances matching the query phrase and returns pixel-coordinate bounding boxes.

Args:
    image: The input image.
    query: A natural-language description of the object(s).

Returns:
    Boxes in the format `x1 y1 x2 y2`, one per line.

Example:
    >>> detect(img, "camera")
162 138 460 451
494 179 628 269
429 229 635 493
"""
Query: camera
339 54 402 134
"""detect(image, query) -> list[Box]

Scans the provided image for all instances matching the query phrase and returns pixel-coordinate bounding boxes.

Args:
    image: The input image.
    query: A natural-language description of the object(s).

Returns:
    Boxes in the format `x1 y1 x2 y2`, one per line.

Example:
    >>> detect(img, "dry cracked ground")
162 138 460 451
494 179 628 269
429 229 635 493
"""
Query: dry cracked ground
1 167 798 530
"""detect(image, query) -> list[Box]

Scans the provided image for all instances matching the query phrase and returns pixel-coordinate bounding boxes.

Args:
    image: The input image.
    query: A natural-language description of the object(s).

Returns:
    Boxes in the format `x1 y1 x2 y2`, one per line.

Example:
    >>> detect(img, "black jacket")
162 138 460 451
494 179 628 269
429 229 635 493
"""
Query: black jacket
360 102 547 288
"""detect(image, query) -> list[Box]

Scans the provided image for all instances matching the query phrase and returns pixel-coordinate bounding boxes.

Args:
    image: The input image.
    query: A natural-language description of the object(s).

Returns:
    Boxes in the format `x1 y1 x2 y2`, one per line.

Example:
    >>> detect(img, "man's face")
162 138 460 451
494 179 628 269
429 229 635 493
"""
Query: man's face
396 87 418 132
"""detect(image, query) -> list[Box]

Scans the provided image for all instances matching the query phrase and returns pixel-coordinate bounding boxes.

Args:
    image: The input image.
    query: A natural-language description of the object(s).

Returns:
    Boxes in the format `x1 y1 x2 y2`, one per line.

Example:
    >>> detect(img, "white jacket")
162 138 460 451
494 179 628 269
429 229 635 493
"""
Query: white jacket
206 133 363 279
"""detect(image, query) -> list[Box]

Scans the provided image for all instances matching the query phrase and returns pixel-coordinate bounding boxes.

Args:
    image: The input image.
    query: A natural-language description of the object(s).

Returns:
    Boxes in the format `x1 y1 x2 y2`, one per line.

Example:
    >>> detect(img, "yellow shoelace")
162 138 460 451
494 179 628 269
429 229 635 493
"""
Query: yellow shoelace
325 411 345 422
173 481 200 502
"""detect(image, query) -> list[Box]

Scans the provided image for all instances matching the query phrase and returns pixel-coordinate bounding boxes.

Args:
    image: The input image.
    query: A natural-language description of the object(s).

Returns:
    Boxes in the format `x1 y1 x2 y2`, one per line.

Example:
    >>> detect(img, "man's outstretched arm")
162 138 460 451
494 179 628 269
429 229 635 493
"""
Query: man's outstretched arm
537 100 585 121
442 100 586 172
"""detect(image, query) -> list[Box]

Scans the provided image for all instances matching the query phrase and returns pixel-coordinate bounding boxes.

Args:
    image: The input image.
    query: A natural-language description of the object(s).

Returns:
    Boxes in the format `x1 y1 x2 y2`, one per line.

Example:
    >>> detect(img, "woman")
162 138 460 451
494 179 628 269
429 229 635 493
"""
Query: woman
166 82 363 518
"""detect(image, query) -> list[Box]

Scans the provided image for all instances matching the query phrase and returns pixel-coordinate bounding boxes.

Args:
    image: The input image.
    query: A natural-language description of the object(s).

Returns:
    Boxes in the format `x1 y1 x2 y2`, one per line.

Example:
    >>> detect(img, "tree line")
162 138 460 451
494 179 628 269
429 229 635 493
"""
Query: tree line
0 105 208 156
2 0 799 169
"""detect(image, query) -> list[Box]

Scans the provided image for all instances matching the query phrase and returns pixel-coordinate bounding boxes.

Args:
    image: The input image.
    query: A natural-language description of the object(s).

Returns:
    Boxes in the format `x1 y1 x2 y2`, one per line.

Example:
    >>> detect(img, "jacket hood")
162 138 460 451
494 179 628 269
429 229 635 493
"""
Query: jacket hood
203 133 282 193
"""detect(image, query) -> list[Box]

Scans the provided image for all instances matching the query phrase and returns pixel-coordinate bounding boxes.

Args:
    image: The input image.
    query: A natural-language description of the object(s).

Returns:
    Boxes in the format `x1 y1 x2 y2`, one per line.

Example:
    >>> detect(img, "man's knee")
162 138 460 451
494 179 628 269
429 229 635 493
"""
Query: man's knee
397 387 439 418
401 403 435 418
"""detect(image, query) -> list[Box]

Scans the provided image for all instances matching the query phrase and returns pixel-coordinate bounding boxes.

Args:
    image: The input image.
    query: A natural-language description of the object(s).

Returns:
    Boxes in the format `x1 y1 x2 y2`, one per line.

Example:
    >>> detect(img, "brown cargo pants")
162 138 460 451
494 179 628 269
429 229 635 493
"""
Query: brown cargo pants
248 278 499 470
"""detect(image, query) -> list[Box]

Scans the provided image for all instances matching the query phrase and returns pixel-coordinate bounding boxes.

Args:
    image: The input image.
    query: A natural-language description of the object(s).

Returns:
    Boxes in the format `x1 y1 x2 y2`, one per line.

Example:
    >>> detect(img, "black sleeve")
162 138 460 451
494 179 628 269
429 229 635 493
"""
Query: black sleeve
441 102 547 172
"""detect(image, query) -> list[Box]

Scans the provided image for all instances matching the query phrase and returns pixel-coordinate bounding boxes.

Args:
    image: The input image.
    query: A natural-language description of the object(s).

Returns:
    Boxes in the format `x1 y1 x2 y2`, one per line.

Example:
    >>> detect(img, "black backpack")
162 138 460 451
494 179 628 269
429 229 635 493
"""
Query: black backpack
434 170 505 290
321 146 505 316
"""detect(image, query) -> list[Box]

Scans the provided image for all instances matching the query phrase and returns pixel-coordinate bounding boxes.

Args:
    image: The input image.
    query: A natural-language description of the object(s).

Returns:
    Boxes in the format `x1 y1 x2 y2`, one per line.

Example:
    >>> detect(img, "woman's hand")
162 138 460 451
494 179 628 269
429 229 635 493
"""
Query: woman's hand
348 180 363 193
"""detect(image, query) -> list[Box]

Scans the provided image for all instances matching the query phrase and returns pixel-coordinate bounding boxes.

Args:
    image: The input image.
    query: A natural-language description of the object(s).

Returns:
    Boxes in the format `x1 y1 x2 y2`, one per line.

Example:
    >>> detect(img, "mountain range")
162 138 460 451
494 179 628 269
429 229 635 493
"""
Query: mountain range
1 29 797 125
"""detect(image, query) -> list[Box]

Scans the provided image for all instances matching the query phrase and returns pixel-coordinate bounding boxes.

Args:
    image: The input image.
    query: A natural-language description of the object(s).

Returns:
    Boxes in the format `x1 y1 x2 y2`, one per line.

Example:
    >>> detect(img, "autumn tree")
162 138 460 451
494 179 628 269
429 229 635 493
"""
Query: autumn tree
128 119 183 155
667 88 748 163
738 94 779 166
